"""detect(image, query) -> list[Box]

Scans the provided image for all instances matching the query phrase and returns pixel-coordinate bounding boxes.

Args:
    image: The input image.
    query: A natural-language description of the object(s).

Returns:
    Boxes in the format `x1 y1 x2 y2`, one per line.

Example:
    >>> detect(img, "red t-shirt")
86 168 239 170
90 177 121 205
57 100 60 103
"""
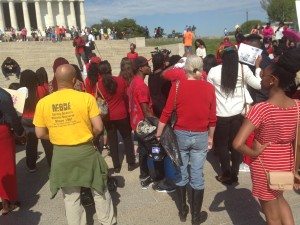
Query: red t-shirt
23 85 48 119
97 76 128 121
73 37 85 54
163 68 187 82
160 77 216 132
127 52 138 60
85 77 98 97
127 75 153 130
163 67 208 82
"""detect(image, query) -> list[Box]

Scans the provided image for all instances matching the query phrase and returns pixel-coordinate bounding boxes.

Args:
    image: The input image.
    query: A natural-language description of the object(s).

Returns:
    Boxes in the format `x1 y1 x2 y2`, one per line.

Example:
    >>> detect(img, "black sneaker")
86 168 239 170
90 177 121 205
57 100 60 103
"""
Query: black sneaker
128 163 139 171
140 176 153 190
152 180 176 193
80 188 94 207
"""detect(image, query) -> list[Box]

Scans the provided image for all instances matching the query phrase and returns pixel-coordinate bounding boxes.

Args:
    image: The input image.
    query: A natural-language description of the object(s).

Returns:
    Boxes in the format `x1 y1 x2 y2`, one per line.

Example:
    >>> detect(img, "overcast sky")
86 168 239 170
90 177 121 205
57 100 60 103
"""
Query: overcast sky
85 0 268 36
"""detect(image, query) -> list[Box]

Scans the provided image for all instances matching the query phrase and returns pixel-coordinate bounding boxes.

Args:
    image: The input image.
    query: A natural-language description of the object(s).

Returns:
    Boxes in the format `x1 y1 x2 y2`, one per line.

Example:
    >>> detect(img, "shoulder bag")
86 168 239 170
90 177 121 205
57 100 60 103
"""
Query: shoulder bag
258 101 299 191
96 85 109 118
170 80 180 128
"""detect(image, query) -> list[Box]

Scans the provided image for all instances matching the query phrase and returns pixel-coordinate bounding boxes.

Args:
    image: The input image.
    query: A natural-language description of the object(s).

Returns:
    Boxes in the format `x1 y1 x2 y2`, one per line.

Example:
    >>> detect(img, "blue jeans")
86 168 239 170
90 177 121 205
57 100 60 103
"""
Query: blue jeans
175 130 208 190
184 46 192 54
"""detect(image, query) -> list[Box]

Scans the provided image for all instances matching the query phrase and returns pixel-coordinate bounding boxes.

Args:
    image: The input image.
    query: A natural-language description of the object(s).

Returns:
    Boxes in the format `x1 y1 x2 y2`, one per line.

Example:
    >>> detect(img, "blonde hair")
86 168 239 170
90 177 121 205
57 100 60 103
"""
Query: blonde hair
184 55 203 79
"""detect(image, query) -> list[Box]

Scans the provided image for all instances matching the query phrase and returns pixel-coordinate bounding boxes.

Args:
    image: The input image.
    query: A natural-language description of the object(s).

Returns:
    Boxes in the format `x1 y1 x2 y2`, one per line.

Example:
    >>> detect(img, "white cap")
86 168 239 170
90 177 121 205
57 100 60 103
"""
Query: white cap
235 24 240 30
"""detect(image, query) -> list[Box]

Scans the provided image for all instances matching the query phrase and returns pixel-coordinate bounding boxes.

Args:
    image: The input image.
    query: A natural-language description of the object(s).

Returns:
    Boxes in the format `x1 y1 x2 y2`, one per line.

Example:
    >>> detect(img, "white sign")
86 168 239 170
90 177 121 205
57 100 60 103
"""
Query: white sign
238 43 263 66
4 88 28 115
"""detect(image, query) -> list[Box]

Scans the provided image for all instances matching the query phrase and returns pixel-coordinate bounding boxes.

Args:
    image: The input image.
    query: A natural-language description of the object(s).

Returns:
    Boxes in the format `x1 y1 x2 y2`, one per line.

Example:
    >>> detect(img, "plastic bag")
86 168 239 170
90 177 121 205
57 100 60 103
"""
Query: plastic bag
136 117 182 167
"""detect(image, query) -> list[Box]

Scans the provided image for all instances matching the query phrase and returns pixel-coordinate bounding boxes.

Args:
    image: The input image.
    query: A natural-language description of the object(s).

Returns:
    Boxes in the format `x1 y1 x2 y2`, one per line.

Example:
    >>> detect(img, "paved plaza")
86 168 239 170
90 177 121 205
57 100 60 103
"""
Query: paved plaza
0 136 300 225
0 70 300 225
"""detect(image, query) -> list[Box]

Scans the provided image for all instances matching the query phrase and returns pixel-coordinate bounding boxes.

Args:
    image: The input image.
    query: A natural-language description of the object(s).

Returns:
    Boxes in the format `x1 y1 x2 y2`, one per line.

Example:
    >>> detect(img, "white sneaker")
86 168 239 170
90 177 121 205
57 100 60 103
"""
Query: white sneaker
135 153 139 164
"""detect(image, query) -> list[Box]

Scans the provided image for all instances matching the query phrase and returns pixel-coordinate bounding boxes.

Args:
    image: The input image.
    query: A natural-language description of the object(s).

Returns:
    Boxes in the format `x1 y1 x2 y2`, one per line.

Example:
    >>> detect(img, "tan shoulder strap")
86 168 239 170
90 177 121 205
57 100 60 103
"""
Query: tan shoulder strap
95 83 105 100
294 100 299 171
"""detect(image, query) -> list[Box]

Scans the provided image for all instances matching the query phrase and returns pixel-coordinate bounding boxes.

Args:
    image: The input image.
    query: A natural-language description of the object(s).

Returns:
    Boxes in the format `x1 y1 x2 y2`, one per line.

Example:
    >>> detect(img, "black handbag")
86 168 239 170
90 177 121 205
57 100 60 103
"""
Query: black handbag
170 80 180 128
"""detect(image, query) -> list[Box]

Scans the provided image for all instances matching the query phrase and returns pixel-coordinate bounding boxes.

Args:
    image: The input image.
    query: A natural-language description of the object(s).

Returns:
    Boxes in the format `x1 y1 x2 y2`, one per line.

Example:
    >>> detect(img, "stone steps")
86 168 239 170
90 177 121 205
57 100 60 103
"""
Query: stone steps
0 40 184 78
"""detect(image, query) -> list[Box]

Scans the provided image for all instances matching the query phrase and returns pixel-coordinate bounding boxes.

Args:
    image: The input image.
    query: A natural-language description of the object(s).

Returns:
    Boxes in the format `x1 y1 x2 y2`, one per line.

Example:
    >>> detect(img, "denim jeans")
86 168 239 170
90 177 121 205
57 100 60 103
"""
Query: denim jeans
174 130 208 190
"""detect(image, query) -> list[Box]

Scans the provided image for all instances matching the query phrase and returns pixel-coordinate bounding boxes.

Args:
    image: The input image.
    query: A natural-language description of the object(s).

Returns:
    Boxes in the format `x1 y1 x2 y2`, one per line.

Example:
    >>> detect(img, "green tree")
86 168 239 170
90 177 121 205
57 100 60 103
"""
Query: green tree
241 20 263 34
260 0 297 22
91 18 146 39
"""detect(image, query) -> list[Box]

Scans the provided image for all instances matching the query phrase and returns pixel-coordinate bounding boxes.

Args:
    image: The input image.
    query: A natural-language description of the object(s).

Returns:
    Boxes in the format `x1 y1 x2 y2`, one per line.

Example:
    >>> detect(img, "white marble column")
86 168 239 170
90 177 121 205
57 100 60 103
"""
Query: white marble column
22 0 31 30
58 0 66 26
79 0 86 29
46 0 54 27
0 2 5 31
35 0 43 31
69 0 76 27
8 0 18 29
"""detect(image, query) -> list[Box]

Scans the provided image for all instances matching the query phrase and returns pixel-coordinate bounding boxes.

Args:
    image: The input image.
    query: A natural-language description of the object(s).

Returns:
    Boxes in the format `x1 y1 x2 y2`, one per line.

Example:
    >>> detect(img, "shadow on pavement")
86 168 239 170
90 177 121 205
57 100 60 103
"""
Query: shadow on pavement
209 184 265 225
206 150 221 176
0 156 49 225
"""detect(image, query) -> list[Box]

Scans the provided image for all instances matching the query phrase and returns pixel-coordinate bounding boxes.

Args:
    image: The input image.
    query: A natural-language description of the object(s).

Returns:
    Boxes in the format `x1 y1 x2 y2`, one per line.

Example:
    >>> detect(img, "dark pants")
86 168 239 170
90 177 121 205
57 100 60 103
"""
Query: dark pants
75 52 86 71
214 114 243 178
22 118 53 169
136 134 149 179
104 118 135 168
84 46 93 62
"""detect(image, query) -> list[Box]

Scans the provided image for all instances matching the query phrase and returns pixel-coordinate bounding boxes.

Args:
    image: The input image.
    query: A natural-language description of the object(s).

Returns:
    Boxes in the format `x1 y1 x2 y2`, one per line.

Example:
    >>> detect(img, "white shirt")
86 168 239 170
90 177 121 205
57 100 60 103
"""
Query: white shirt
207 64 261 117
85 34 95 47
275 27 284 40
196 47 207 58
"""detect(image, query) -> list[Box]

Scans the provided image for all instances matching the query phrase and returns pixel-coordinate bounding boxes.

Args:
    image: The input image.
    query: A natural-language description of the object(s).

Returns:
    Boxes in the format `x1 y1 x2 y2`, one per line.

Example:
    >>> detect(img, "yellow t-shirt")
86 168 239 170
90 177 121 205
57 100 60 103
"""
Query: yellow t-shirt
33 89 100 145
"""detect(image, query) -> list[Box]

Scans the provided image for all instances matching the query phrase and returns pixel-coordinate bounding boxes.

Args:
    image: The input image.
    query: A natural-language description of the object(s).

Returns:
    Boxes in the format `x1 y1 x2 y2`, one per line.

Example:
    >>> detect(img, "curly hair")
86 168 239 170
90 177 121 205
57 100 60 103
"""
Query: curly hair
119 57 134 84
99 60 117 95
87 63 100 89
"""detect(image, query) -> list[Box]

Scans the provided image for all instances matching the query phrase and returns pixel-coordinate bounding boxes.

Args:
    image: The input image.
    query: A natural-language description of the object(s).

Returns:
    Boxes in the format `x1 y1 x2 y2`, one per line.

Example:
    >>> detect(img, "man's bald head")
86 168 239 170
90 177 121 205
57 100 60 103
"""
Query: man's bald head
55 64 76 88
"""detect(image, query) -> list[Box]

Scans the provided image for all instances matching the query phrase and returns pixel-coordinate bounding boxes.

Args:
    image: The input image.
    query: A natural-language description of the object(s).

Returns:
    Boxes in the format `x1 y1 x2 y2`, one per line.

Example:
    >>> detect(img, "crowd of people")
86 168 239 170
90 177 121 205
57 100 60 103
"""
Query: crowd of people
0 25 151 43
0 21 300 225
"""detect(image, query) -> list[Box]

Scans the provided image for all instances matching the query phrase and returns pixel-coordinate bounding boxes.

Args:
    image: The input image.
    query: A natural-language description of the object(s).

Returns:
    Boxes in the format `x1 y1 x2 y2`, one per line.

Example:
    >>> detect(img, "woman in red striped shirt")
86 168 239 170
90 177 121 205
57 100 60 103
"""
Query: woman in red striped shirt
233 49 300 224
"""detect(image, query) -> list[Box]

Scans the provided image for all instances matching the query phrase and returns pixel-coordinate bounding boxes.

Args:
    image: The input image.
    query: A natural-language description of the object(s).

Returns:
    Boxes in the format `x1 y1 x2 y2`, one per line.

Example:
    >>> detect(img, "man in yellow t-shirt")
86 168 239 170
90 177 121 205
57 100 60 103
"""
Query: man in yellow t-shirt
33 64 116 225
183 27 194 54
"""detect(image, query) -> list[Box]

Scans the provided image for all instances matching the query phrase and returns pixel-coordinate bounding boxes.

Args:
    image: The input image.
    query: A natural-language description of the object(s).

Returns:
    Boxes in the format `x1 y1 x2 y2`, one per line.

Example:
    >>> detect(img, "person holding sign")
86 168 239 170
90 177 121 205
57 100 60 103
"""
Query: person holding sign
0 87 25 215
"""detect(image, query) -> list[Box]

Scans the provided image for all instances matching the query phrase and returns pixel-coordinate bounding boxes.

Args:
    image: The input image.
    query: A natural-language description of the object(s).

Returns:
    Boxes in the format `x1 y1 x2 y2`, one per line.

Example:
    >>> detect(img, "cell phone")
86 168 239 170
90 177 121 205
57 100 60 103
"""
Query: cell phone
152 147 160 154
